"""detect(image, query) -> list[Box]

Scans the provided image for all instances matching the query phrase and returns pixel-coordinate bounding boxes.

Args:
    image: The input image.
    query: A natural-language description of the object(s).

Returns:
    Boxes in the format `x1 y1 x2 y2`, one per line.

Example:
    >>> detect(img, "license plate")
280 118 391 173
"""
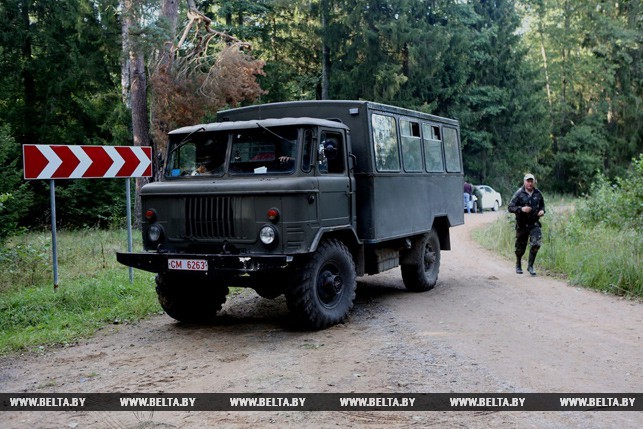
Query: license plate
168 259 208 272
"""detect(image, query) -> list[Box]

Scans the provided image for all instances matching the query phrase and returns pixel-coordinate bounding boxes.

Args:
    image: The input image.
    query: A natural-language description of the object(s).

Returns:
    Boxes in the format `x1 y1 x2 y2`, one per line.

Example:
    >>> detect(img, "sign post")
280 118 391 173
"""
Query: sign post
125 178 133 283
23 144 153 288
50 179 59 289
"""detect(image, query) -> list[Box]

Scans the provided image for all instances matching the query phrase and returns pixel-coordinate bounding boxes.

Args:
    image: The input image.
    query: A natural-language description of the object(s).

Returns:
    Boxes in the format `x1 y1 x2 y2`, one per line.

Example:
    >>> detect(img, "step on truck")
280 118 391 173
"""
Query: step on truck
117 100 464 329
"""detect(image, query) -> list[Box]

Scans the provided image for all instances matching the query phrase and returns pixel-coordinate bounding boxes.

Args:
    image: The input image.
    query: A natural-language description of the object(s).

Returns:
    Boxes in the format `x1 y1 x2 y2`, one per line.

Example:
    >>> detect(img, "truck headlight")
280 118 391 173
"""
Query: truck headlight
259 225 278 246
148 224 163 243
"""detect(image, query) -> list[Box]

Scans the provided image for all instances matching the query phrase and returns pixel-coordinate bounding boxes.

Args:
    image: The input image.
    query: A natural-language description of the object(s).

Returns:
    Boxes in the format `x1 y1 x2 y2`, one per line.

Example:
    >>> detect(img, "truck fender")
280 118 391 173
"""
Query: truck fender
309 226 361 253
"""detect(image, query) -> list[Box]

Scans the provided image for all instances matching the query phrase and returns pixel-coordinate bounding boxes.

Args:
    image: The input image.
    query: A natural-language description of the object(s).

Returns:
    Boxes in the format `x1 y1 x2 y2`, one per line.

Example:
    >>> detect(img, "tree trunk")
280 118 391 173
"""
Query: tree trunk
21 0 37 145
121 1 130 108
130 53 149 228
151 0 180 182
320 0 330 100
162 0 179 37
123 0 150 228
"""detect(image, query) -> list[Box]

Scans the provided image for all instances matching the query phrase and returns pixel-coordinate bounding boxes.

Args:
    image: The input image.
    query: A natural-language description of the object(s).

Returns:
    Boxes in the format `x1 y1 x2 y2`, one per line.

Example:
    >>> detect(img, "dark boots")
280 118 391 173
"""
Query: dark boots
517 249 538 276
527 249 538 276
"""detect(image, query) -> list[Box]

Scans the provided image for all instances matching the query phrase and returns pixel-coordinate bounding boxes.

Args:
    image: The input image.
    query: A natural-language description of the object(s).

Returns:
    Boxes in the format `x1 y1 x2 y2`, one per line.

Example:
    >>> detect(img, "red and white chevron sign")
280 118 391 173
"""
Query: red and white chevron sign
23 145 152 180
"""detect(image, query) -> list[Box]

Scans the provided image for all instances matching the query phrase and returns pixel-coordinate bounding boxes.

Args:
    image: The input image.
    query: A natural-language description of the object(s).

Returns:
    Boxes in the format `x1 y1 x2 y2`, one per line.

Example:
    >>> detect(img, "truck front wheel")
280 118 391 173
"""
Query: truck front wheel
286 239 357 330
155 274 229 323
401 230 441 292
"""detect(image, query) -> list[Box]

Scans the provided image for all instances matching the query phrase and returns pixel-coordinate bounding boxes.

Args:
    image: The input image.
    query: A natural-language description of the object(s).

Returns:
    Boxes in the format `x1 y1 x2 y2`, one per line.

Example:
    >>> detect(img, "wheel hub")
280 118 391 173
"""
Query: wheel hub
319 269 343 304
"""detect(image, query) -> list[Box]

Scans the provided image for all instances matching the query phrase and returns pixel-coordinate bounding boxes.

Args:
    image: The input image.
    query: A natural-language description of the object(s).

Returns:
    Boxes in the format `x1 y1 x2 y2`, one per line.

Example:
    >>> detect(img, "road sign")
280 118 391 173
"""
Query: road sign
22 144 153 289
23 145 152 180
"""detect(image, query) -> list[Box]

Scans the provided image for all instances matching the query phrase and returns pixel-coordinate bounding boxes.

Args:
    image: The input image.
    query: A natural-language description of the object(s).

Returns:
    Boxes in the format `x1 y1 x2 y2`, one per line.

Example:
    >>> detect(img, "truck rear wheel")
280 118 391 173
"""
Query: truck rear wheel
401 230 441 292
286 239 356 330
155 274 228 323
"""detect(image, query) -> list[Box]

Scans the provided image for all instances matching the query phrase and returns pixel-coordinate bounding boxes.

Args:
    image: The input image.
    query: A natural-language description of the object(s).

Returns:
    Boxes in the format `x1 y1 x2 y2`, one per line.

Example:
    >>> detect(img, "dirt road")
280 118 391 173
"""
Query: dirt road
1 211 641 428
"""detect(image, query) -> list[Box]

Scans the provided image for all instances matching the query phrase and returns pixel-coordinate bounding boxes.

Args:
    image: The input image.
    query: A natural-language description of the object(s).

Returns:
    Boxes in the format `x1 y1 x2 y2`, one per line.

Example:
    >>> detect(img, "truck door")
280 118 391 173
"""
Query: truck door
317 130 352 227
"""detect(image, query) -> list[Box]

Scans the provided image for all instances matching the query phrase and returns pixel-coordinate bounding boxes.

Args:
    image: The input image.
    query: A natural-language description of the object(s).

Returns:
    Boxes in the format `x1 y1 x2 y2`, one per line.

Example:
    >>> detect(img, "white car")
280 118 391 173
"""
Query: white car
475 185 502 211
465 194 478 212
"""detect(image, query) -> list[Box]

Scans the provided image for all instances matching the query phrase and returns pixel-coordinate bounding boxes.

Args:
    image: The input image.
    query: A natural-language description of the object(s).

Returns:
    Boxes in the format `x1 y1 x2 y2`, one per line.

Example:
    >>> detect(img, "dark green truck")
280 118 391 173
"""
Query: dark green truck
117 100 464 329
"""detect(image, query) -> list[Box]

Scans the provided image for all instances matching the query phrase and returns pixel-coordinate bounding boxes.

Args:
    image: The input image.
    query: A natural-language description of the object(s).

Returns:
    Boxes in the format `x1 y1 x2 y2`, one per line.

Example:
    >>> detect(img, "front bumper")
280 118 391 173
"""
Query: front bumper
116 251 293 274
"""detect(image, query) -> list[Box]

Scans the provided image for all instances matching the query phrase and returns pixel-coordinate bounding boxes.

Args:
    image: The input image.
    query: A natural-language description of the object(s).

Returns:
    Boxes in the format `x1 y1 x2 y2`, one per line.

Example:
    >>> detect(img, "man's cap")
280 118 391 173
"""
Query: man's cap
524 173 535 181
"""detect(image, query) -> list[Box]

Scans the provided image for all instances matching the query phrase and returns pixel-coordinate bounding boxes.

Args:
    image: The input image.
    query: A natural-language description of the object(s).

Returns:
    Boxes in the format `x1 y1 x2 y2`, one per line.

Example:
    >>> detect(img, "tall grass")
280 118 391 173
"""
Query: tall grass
0 229 160 354
474 203 642 298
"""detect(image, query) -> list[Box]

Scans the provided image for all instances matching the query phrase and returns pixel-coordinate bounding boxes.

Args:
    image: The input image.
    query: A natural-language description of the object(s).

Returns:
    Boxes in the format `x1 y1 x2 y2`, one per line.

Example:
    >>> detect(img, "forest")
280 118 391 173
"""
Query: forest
0 0 641 236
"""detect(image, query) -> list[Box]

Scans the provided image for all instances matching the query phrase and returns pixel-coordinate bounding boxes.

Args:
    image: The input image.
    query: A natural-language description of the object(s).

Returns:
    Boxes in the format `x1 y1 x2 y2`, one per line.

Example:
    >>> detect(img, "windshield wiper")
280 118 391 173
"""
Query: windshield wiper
169 126 206 155
256 122 291 142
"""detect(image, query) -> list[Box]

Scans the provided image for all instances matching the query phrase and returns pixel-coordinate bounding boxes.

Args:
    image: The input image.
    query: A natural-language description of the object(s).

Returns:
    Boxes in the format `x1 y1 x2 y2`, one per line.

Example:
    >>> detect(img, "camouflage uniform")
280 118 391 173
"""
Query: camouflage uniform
508 186 545 274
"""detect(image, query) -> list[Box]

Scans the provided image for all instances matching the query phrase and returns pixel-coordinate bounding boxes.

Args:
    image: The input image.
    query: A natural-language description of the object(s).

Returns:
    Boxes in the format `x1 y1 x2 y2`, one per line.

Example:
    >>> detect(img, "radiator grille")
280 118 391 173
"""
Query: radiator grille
185 196 237 239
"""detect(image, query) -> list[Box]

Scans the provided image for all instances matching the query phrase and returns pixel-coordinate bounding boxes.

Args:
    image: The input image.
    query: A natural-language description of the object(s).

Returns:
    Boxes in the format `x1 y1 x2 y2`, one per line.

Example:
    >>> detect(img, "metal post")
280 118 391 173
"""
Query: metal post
125 178 133 283
50 179 59 290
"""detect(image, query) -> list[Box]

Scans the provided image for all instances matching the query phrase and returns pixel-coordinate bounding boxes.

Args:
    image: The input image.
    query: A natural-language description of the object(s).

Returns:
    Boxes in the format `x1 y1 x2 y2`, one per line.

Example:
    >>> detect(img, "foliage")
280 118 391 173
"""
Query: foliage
0 124 30 242
202 0 322 102
0 236 50 290
542 211 641 297
0 228 159 354
150 45 266 153
553 115 609 193
0 0 131 233
575 154 643 229
453 0 550 193
521 0 643 193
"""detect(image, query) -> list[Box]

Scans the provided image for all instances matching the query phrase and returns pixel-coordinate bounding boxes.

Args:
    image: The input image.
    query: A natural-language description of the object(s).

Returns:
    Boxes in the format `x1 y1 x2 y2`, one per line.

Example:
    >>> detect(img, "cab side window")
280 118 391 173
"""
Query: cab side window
319 131 345 174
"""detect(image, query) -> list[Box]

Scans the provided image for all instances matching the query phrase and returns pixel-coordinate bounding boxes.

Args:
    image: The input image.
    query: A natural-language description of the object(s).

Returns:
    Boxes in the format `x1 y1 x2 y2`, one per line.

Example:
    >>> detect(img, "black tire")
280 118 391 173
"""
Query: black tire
286 239 357 330
401 230 441 292
492 200 499 211
155 274 228 323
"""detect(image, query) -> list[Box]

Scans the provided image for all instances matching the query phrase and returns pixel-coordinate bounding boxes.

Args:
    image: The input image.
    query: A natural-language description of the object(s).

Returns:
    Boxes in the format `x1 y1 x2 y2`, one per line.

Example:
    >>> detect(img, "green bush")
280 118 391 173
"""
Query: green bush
0 125 30 243
0 238 51 291
542 213 641 296
576 154 643 229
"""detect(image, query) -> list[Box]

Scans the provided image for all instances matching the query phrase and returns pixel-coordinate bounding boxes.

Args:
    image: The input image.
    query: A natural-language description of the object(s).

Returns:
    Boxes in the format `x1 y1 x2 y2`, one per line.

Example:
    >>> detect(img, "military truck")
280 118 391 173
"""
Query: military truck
117 100 464 329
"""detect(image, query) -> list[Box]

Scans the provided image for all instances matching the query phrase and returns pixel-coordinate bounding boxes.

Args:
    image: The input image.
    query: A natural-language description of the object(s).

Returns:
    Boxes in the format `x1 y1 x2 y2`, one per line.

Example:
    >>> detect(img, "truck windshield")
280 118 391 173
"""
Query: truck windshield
229 126 298 175
166 130 228 177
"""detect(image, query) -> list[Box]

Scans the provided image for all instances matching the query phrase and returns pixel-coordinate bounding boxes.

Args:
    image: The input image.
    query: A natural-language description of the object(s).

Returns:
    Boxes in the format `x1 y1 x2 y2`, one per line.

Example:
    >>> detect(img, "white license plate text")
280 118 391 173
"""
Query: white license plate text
168 259 208 271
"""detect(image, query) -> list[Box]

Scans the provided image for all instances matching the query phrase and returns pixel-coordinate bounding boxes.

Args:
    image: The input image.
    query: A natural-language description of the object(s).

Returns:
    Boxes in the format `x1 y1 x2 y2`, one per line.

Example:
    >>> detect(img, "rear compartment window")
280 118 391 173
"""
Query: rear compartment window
372 114 400 172
400 119 423 172
422 123 445 173
443 127 461 173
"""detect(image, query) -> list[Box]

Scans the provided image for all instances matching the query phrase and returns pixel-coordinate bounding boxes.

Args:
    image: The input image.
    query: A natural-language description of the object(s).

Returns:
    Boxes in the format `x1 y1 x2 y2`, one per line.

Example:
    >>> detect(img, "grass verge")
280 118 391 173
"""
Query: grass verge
0 229 160 355
473 203 642 298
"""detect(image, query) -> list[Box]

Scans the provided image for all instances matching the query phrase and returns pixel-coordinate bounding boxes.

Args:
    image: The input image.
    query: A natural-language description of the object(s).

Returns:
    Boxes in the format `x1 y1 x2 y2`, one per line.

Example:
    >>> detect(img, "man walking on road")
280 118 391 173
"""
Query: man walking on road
508 174 546 275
